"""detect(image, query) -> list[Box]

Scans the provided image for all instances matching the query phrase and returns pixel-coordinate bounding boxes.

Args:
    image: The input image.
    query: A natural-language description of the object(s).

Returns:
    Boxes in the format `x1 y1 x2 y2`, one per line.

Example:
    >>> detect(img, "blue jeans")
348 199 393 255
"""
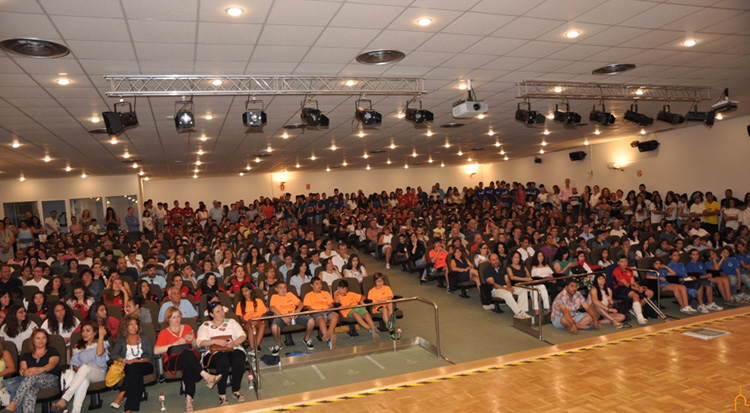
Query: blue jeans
3 375 23 402
728 272 750 296
552 312 586 329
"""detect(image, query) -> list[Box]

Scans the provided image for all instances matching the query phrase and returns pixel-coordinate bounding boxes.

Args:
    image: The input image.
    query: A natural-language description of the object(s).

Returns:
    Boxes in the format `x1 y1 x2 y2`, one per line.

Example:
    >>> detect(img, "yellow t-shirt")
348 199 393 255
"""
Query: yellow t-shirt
704 201 720 225
269 293 300 315
303 291 333 311
336 292 362 317
236 299 268 322
367 285 393 313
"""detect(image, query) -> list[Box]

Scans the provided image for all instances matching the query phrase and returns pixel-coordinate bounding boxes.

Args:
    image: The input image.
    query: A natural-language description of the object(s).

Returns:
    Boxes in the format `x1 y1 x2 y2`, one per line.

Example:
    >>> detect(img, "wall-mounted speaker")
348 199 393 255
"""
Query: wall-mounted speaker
534 157 542 164
636 140 660 152
569 151 587 161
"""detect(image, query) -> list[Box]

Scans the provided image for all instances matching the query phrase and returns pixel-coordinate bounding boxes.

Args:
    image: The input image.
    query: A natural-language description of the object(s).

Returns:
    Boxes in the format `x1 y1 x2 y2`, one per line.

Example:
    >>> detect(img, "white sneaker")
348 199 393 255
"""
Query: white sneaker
513 312 531 319
637 317 648 325
680 306 697 314
385 263 390 269
706 302 723 311
482 304 493 310
697 304 709 314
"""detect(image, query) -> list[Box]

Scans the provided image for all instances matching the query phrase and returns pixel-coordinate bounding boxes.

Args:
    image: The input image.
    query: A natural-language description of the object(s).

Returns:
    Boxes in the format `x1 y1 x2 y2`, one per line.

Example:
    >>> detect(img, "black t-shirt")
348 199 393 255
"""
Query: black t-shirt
21 347 60 376
483 265 507 287
0 278 23 294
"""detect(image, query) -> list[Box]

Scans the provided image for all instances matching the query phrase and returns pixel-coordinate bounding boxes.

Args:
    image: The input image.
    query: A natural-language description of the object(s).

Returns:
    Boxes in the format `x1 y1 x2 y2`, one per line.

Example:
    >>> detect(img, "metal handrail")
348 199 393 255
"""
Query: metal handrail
249 296 443 399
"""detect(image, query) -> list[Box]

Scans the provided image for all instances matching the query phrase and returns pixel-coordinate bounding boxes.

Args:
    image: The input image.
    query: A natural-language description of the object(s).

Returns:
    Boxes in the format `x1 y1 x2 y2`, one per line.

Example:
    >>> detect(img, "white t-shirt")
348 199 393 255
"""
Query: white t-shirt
196 319 246 351
0 323 35 354
320 270 340 288
531 266 553 279
738 208 750 227
25 277 49 291
45 217 60 235
649 203 664 224
690 203 706 222
41 318 81 345
723 208 739 230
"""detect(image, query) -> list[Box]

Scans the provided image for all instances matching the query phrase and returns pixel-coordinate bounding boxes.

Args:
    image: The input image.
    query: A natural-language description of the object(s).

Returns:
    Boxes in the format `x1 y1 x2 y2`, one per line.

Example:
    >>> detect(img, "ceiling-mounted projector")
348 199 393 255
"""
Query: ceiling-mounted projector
452 79 488 119
712 88 738 113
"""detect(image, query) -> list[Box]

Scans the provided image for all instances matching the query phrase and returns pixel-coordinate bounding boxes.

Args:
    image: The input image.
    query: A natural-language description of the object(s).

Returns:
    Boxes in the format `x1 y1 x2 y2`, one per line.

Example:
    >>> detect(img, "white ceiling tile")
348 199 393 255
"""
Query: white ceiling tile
700 11 750 34
315 27 381 48
418 33 482 53
482 56 538 71
576 0 656 25
520 58 576 73
657 33 726 51
122 0 198 21
652 51 712 67
524 0 609 20
0 0 44 13
463 37 527 56
0 57 23 74
584 47 645 63
578 26 651 47
196 44 252 62
258 25 325 47
302 47 358 64
244 62 297 74
386 8 463 32
134 43 195 61
366 30 432 51
12 57 86 75
536 22 611 43
128 20 197 44
293 63 347 74
710 0 750 8
555 60 602 74
65 40 136 60
329 3 405 29
411 0 482 11
471 0 546 16
250 46 310 63
490 17 566 40
660 7 739 32
198 0 274 24
50 16 130 42
443 13 515 36
665 0 723 6
266 0 343 26
381 65 433 76
338 63 390 76
546 44 608 61
399 51 454 66
625 30 685 49
618 3 703 29
505 40 567 58
0 73 38 87
197 23 262 45
0 13 60 38
440 53 497 69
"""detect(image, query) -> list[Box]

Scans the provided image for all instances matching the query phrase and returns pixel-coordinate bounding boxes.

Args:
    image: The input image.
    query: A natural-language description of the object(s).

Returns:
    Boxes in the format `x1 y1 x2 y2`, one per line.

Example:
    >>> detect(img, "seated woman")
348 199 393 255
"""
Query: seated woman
448 248 481 297
235 284 267 356
135 280 159 303
195 273 225 304
258 267 281 300
319 258 342 290
473 243 491 268
41 302 80 353
76 302 119 340
334 279 379 342
0 305 36 354
67 282 95 319
44 276 67 299
154 307 220 412
197 302 247 406
109 316 154 413
103 278 130 312
224 265 253 299
26 291 49 322
0 343 18 403
124 296 152 324
552 248 579 276
367 273 396 340
597 248 614 267
51 321 109 413
288 261 312 294
343 254 368 284
650 257 694 313
524 252 551 316
587 273 625 328
574 251 598 272
3 330 60 413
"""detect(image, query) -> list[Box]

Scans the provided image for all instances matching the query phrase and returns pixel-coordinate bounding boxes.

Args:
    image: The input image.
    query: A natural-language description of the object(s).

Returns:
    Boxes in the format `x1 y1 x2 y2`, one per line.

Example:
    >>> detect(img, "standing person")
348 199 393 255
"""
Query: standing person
551 279 600 334
45 211 61 236
124 208 140 236
196 302 246 406
109 317 153 413
154 308 221 412
51 321 109 413
3 330 60 413
104 208 120 232
141 210 154 235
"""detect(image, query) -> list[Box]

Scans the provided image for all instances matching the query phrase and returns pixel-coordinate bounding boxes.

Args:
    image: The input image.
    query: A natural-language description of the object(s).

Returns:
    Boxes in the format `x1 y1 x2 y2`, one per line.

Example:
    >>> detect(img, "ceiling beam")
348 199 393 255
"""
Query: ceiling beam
517 80 713 102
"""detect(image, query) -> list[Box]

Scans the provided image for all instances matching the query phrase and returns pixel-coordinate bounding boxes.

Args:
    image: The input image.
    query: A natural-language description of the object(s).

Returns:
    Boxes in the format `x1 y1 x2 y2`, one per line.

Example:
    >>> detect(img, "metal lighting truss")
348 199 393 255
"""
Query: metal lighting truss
516 81 712 102
104 75 426 97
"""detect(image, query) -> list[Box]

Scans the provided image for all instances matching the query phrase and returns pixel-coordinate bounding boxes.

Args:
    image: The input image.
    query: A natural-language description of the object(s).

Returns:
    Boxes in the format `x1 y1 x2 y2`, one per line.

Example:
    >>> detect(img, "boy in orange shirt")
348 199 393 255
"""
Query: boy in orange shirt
367 272 396 339
303 277 339 350
334 279 379 342
269 281 315 356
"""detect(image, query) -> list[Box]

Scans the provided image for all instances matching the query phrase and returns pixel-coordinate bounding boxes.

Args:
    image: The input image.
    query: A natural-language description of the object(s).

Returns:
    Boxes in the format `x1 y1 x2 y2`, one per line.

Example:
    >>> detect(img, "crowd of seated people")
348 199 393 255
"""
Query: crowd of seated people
0 182 747 410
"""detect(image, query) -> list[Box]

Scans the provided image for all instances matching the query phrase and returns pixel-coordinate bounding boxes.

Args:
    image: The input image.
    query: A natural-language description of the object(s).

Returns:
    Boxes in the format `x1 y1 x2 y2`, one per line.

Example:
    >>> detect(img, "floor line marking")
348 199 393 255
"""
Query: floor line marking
311 364 326 380
365 355 386 370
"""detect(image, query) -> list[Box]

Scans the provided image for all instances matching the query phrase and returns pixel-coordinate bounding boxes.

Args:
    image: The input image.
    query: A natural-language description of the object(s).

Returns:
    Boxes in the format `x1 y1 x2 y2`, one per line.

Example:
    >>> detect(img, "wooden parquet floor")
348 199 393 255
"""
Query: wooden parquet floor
210 308 750 413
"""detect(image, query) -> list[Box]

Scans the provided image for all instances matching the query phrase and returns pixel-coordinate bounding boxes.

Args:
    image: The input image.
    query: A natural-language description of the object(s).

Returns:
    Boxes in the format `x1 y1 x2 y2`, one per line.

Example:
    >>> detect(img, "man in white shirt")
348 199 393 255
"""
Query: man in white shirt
738 203 750 227
331 243 350 272
45 210 60 236
609 219 627 238
25 265 49 290
209 200 224 223
559 178 575 207
688 219 709 238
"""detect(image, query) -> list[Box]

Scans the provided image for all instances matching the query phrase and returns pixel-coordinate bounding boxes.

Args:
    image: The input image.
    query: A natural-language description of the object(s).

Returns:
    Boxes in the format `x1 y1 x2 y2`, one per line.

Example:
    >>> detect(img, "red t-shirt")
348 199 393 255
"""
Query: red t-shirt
156 324 194 347
613 266 635 288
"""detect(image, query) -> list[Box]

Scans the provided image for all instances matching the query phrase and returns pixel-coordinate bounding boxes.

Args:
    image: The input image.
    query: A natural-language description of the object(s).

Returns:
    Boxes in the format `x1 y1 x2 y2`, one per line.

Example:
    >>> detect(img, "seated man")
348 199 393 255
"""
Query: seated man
333 279 379 342
650 256 694 314
591 231 611 250
142 263 167 290
612 255 653 325
482 253 530 318
718 246 750 303
269 281 315 356
158 286 198 322
278 253 296 279
427 238 448 276
303 277 339 350
551 279 599 334
24 265 49 290
686 249 727 309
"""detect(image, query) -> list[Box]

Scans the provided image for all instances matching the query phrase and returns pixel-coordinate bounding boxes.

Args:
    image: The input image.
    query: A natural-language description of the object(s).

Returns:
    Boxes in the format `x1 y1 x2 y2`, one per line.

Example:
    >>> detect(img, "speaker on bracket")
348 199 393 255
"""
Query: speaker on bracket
534 157 542 164
569 151 587 161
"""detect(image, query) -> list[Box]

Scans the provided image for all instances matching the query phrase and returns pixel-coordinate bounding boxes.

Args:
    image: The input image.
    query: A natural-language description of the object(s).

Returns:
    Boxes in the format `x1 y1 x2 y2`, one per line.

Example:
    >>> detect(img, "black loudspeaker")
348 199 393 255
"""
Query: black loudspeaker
746 124 749 137
569 151 587 161
534 157 542 164
637 140 660 152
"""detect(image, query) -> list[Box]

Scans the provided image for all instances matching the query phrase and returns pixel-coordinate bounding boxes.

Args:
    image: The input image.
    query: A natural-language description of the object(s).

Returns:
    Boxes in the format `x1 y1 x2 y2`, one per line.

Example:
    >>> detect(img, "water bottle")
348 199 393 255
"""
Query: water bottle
159 392 166 411
396 326 402 340
290 316 296 325
248 371 254 390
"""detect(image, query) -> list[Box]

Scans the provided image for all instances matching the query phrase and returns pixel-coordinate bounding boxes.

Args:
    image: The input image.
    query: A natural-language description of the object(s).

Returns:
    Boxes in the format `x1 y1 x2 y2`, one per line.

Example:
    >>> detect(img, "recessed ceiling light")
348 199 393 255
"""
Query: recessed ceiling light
65 165 72 172
363 152 369 159
295 163 300 168
200 135 208 142
457 150 463 156
440 162 445 167
716 113 723 120
488 130 495 136
81 172 87 178
311 154 317 161
547 114 555 120
504 156 509 161
428 157 433 163
44 155 51 162
500 149 505 155
326 167 331 172
412 151 417 158
477 114 486 119
144 177 149 181
426 131 433 137
204 115 214 120
553 86 562 93
635 89 644 95
494 141 500 147
194 168 199 173
584 139 590 145
540 149 545 154
132 163 138 169
565 30 580 39
138 170 144 176
211 79 223 86
193 174 198 179
458 83 467 90
282 133 289 139
390 143 396 149
255 157 260 163
342 160 347 166
417 18 432 27
386 159 392 165
226 7 244 17
366 165 371 170
467 157 472 162
543 130 550 135
110 137 118 144
196 160 202 165
345 80 356 87
594 130 600 135
246 165 251 171
91 116 100 123
358 132 365 138
19 175 25 182
640 129 646 135
404 163 409 169
197 149 204 156
682 39 697 47
444 142 450 148
331 144 337 151
266 146 272 153
56 78 71 86
239 172 244 176
397 113 405 119
541 140 547 146
11 141 20 148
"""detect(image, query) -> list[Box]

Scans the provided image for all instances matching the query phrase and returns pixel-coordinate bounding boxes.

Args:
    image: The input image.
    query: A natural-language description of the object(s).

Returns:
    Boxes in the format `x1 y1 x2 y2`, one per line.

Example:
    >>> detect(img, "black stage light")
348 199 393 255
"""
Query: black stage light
355 99 382 127
243 99 267 132
514 102 546 126
534 157 542 164
175 100 195 133
589 103 615 126
301 100 329 129
656 104 685 125
404 100 433 127
686 103 715 128
623 103 654 127
102 101 138 137
553 103 582 128
636 140 660 152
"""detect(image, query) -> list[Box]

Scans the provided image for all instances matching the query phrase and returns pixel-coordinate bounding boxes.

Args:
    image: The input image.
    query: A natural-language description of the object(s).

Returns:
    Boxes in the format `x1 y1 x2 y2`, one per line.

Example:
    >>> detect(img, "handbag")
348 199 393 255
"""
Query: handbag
163 344 198 377
105 360 125 387
208 335 234 353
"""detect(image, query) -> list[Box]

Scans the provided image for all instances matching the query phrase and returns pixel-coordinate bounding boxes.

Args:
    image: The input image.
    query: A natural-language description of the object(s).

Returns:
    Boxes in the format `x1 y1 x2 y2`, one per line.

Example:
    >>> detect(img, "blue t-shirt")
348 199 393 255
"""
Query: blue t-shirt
720 256 745 275
737 252 750 267
656 267 670 285
686 261 707 275
475 188 485 201
667 261 688 277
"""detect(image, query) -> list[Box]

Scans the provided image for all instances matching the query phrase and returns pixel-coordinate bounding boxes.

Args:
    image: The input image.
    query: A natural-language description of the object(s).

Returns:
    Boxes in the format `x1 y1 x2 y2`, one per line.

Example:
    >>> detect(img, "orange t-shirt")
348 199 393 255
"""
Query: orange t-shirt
236 299 268 322
156 324 194 347
303 291 333 311
336 292 362 317
367 285 393 312
269 293 300 315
